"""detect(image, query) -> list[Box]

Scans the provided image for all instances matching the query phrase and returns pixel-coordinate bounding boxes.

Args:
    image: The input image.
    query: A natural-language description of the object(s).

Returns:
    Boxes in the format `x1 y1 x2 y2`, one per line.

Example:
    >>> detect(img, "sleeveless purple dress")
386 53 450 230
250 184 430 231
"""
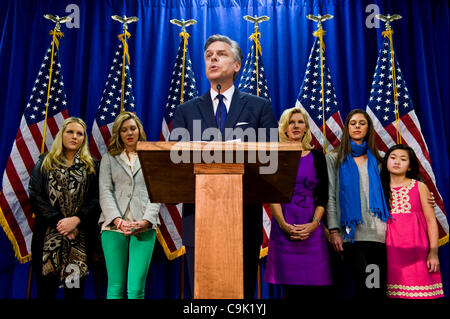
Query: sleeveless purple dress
264 152 332 285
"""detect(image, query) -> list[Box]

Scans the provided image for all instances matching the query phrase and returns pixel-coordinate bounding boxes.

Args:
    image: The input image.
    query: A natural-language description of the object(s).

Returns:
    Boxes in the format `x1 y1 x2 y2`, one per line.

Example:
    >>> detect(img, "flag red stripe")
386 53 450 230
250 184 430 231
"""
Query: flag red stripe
400 114 432 163
5 159 34 229
323 124 339 148
157 219 177 252
89 136 102 161
0 193 29 257
332 112 344 127
15 130 36 175
47 116 60 139
165 204 183 235
382 122 401 146
28 123 45 153
99 125 112 146
310 135 322 151
373 131 390 153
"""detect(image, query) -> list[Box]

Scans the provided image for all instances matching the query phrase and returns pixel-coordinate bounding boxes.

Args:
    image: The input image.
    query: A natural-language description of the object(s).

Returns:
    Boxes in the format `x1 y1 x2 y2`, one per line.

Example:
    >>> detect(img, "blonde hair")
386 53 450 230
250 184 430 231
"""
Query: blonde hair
278 107 313 150
41 117 95 174
107 111 147 156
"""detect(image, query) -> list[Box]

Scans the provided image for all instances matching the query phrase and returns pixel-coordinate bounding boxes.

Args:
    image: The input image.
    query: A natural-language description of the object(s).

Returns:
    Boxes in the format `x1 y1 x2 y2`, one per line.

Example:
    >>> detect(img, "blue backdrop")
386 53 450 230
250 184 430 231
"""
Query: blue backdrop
0 0 448 299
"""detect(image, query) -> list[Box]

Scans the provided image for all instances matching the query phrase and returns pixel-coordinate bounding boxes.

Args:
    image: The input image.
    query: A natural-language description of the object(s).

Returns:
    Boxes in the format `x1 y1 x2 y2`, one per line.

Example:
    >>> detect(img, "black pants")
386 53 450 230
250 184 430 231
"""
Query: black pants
342 241 387 299
282 285 332 300
35 273 86 299
32 247 86 300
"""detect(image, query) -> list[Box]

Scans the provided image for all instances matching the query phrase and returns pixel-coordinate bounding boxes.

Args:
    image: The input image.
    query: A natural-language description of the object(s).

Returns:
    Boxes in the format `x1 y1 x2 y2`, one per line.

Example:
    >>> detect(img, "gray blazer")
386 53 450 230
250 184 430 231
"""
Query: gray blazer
98 152 161 228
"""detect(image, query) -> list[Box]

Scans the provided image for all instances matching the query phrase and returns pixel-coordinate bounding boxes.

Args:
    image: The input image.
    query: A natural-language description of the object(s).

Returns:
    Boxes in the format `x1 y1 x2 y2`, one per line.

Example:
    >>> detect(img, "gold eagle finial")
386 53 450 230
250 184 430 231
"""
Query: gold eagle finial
43 14 71 31
306 14 334 29
169 18 197 32
375 14 402 31
111 15 139 32
243 15 270 32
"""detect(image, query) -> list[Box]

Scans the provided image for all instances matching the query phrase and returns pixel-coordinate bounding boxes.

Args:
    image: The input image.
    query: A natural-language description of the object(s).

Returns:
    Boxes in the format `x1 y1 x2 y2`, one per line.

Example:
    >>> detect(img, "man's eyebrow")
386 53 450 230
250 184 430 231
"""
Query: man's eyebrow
205 49 227 53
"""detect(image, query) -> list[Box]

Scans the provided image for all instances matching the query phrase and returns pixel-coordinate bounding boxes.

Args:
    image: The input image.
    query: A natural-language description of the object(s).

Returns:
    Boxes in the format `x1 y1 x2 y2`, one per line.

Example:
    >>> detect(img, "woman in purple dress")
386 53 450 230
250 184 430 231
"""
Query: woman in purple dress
265 107 332 299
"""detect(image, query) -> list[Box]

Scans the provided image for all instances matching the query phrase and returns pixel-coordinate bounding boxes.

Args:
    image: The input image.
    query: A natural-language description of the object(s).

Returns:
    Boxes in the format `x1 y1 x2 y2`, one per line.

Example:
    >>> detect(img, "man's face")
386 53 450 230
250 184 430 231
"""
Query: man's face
204 41 241 85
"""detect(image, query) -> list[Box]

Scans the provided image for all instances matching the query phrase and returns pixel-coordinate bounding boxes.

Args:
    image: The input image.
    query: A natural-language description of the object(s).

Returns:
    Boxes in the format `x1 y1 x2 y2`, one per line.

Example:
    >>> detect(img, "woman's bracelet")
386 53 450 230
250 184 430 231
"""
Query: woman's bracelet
116 218 123 229
312 217 321 225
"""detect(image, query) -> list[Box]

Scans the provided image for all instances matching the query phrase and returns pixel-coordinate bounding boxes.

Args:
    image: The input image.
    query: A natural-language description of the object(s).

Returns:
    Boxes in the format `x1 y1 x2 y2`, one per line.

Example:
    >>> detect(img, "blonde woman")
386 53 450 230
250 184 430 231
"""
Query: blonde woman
98 112 160 299
29 117 100 299
264 107 332 299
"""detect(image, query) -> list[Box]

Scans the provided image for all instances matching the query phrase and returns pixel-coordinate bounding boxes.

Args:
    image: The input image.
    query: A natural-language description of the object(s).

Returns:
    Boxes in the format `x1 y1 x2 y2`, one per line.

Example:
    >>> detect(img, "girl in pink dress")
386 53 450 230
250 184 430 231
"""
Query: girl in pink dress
381 144 444 299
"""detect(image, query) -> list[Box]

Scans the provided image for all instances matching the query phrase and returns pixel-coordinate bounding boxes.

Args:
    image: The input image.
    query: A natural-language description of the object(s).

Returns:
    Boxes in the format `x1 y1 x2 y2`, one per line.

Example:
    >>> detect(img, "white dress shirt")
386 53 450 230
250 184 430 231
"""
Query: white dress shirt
210 85 234 115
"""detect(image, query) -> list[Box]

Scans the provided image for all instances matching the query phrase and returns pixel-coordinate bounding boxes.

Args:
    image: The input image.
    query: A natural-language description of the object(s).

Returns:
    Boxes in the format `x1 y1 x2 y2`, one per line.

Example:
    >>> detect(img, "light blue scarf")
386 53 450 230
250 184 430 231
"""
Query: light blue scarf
339 140 390 242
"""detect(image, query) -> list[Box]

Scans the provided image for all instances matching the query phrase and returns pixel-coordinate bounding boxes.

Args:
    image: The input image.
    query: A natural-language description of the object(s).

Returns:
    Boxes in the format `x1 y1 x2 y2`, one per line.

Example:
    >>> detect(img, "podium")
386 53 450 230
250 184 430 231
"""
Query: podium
137 141 302 298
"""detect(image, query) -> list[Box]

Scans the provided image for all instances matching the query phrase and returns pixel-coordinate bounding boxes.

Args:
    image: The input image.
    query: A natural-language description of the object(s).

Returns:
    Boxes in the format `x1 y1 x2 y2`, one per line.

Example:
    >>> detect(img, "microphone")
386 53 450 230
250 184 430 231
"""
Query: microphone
216 84 222 137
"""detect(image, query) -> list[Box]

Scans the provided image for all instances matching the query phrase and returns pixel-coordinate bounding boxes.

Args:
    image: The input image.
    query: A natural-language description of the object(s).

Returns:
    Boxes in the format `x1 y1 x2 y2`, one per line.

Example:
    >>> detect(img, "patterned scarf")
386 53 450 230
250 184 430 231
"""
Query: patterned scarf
338 140 390 242
42 155 89 285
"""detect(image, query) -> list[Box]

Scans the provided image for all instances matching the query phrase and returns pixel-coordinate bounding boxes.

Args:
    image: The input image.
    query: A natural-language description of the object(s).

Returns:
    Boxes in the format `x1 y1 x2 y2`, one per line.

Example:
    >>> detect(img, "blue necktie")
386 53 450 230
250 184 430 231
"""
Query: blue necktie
215 94 227 135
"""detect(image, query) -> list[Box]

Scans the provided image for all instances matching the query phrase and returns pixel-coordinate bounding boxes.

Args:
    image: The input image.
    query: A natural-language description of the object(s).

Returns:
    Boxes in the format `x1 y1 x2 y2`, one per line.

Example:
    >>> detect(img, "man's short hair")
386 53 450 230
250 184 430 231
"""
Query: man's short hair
204 34 243 66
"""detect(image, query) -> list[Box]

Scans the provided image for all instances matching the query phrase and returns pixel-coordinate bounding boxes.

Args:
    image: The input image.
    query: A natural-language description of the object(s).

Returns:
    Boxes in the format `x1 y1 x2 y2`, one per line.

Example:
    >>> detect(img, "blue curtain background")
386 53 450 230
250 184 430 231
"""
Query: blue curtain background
0 0 448 299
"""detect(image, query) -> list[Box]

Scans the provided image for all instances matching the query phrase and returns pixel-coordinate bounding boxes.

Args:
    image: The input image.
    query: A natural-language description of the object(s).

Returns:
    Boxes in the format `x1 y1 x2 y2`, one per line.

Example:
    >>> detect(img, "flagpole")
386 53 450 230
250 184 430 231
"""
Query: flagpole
244 15 270 300
40 17 66 154
27 14 70 299
111 15 138 114
307 14 334 154
169 18 197 299
376 14 403 144
249 30 261 97
244 15 269 100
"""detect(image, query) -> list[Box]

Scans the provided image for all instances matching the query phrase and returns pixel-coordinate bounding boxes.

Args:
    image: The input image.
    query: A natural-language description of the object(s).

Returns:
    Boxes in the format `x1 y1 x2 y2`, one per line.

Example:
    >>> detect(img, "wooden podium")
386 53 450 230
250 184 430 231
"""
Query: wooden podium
137 141 302 299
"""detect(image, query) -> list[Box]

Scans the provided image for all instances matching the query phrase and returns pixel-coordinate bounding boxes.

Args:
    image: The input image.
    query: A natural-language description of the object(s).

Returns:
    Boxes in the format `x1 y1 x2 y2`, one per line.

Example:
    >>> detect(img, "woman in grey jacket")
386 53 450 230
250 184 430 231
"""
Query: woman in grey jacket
98 112 160 299
326 109 389 299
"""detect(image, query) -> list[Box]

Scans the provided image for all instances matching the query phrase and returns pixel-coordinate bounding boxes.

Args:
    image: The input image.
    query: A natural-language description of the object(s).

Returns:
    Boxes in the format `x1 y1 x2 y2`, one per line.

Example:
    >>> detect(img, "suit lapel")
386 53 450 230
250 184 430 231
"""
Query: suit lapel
197 91 217 130
224 89 246 140
133 157 141 176
114 155 133 179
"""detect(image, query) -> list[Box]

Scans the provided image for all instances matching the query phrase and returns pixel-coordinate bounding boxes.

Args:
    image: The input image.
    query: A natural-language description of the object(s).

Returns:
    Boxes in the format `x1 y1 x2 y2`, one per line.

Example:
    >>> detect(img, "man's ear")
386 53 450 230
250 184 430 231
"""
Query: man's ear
234 61 241 73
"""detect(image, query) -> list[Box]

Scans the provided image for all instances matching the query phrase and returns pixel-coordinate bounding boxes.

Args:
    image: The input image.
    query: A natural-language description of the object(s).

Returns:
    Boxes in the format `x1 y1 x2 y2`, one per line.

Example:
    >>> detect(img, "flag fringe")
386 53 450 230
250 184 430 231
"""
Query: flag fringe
259 246 268 259
0 206 31 264
439 234 449 247
156 228 185 260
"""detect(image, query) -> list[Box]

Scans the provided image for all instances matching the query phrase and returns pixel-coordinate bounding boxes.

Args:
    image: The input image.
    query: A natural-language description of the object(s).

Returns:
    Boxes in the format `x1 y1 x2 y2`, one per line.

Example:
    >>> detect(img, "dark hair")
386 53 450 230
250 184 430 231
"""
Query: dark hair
335 108 381 168
380 144 420 209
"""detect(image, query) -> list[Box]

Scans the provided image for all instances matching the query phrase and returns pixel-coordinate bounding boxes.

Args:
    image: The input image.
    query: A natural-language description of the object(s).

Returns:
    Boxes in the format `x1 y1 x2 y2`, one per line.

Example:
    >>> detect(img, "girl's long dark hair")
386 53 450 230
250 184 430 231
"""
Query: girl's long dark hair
335 109 381 168
380 144 420 209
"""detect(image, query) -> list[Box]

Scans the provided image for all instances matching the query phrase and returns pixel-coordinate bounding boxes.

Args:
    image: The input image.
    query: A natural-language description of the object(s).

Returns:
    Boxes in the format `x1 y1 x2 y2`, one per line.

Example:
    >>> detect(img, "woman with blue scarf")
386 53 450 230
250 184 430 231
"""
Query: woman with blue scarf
326 109 390 299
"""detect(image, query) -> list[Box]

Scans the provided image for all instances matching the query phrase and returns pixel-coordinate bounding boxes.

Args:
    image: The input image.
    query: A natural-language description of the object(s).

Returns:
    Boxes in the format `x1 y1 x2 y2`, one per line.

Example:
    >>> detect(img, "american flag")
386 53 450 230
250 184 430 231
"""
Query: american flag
89 41 136 160
238 40 270 100
0 44 69 262
366 36 449 244
158 36 198 260
295 37 344 151
238 39 273 258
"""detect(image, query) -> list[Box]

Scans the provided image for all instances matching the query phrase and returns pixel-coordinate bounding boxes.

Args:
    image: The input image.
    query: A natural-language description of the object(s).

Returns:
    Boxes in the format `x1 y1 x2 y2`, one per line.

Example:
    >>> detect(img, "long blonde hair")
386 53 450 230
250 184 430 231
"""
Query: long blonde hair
107 112 147 156
278 106 313 150
41 117 95 174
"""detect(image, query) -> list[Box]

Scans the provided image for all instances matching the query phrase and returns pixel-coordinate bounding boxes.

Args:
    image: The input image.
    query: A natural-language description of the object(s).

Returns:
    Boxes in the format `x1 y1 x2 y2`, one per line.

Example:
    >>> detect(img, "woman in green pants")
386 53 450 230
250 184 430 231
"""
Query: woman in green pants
98 112 161 299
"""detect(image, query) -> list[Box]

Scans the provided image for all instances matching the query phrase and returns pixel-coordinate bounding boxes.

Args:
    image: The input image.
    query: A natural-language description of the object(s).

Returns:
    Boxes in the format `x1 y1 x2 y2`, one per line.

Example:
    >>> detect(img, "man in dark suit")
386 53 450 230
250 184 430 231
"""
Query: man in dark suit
170 34 278 298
